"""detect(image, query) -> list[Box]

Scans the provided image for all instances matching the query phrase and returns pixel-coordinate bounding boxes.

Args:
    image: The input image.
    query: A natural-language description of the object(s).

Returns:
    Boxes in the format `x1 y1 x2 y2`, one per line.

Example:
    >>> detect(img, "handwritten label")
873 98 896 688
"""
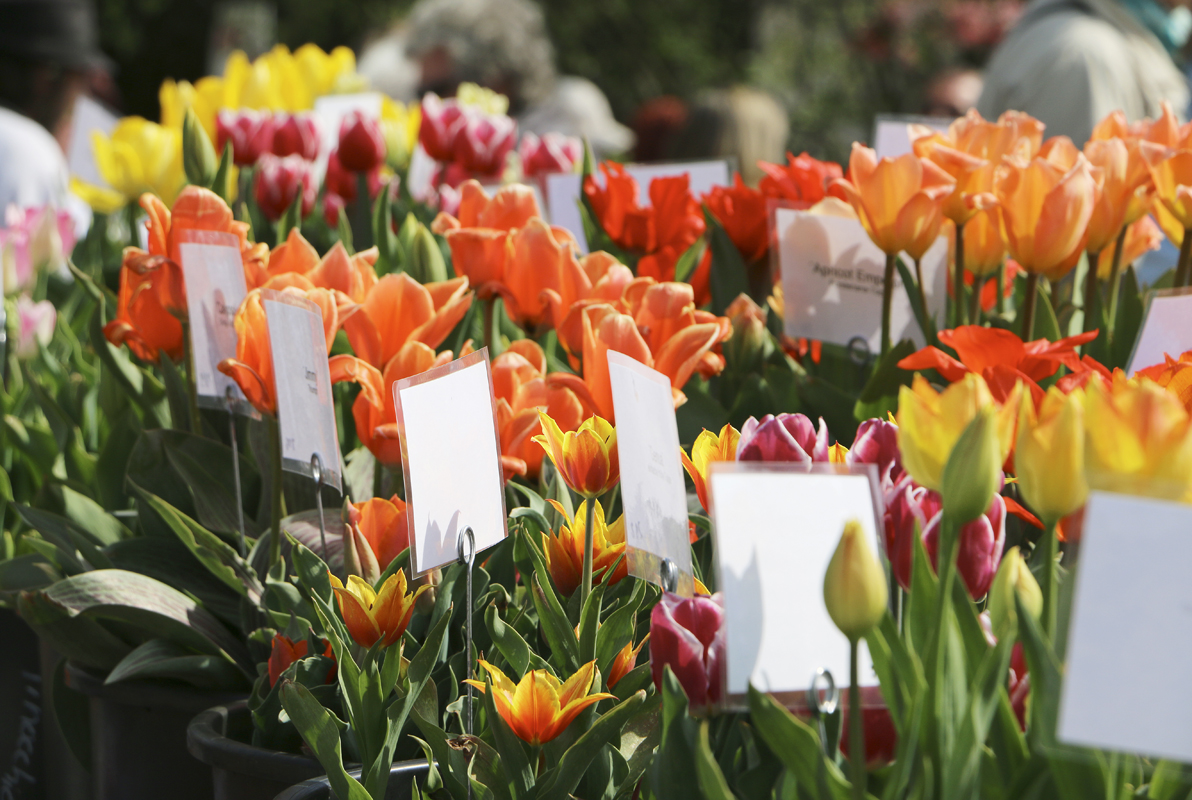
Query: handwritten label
179 231 250 411
1059 491 1192 761
708 465 883 707
1126 289 1192 375
263 292 341 491
547 160 730 253
775 208 947 351
606 351 693 595
395 349 507 575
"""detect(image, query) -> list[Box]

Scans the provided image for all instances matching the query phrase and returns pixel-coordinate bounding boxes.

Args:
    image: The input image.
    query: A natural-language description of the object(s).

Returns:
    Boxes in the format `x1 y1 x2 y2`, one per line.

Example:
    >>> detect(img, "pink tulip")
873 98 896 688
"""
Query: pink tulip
418 93 469 162
846 418 903 486
272 112 320 160
2 205 75 294
15 295 55 359
337 111 386 173
216 109 275 166
455 112 517 176
519 131 583 178
884 474 936 591
923 492 1007 599
254 154 316 221
649 591 724 710
737 413 830 463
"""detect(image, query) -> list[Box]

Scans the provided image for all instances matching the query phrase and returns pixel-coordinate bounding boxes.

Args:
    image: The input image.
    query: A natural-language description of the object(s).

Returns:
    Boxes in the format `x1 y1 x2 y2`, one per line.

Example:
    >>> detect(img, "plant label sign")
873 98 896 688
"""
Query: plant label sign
775 209 947 353
179 230 252 414
1059 491 1192 762
546 160 730 253
394 349 507 576
262 290 341 491
1126 288 1192 376
872 113 951 159
708 464 884 708
606 351 694 596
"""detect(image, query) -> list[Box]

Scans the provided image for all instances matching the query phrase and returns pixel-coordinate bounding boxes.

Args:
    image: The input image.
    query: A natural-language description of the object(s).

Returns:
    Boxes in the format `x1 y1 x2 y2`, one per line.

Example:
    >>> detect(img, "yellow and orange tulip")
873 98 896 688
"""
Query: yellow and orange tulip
680 424 740 512
533 411 619 498
464 660 615 746
542 498 627 596
607 634 649 689
1016 387 1087 525
329 569 427 649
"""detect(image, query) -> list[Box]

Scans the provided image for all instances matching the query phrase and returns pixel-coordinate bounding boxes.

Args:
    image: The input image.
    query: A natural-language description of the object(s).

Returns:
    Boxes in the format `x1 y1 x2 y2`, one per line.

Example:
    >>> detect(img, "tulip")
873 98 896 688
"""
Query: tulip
1015 388 1087 525
896 373 1018 493
649 591 724 711
341 272 472 370
608 634 649 689
182 107 218 189
680 424 740 512
1 205 75 295
703 176 770 262
13 296 55 359
737 413 829 464
216 109 275 166
541 499 627 596
103 250 185 363
346 495 410 571
456 111 517 176
380 96 420 171
1095 215 1162 280
884 474 933 591
498 218 590 329
272 112 320 160
328 570 428 649
418 93 469 162
846 418 903 487
267 634 334 687
464 660 615 745
337 110 386 172
80 116 185 211
824 519 888 640
324 149 382 205
987 546 1043 641
533 411 619 498
254 154 316 221
758 151 843 207
519 131 582 178
922 491 1006 599
940 405 1003 523
263 229 378 301
1135 351 1192 412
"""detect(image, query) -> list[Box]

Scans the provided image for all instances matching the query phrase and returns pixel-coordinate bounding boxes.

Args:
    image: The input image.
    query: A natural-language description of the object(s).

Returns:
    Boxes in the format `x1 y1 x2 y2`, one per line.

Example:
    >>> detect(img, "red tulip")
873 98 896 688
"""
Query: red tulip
703 175 769 262
923 492 1007 599
649 591 724 710
456 111 517 176
325 149 382 203
758 151 844 207
323 192 345 226
736 413 830 463
216 109 275 166
519 131 582 178
1008 642 1029 730
272 112 320 160
337 110 385 172
884 474 934 591
254 154 317 221
418 93 468 162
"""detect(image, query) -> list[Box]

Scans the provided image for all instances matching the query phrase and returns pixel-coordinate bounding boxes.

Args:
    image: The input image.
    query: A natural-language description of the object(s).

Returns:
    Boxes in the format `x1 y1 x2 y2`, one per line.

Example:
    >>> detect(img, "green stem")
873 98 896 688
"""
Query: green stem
372 457 384 500
881 253 896 356
849 637 865 800
914 257 929 327
1105 226 1130 342
1041 522 1058 640
954 222 967 327
268 414 283 569
581 498 596 607
354 172 373 251
1176 228 1192 289
995 260 1006 314
125 202 140 250
968 273 984 324
1019 273 1039 341
483 297 497 355
1083 248 1102 340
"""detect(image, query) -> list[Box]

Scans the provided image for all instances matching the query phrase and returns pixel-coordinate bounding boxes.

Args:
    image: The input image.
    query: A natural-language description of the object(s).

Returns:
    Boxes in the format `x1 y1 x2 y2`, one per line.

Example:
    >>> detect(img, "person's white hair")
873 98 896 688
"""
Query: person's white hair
405 0 556 110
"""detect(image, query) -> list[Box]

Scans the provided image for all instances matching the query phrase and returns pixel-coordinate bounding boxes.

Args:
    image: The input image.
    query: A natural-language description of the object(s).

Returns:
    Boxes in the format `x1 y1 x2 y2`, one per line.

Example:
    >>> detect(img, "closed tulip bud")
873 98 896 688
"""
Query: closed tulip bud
215 109 275 166
941 405 1002 523
338 111 386 173
183 107 218 188
272 112 320 160
723 294 770 372
987 546 1042 640
409 223 448 284
824 519 888 640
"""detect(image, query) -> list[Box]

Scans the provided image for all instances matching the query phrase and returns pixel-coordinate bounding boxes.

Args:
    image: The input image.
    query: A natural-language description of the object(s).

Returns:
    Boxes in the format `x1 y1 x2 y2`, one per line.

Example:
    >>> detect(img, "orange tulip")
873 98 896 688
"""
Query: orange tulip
329 570 427 648
439 181 540 289
257 228 379 300
542 498 627 595
533 411 618 498
680 424 740 512
464 660 615 746
342 272 472 371
1136 351 1192 412
347 494 410 570
957 207 1006 277
1096 215 1163 279
499 218 591 328
607 633 649 689
1141 142 1192 243
1083 137 1155 255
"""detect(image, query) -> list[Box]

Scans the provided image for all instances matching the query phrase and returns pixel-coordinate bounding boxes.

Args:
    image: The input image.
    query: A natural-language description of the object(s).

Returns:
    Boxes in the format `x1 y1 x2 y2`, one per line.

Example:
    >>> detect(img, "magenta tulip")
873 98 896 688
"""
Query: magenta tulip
216 109 275 166
650 592 724 710
253 154 316 221
737 413 829 463
418 93 468 162
923 492 1007 599
846 418 903 486
883 474 936 591
272 112 320 160
456 112 517 176
337 111 386 172
519 131 583 178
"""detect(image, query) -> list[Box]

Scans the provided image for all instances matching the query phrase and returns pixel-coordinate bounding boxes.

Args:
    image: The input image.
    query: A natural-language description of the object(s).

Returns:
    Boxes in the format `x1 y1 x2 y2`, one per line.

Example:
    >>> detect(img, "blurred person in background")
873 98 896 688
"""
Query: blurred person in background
404 0 633 157
924 68 984 117
632 96 688 163
670 86 789 186
358 25 421 104
0 0 107 209
978 0 1191 144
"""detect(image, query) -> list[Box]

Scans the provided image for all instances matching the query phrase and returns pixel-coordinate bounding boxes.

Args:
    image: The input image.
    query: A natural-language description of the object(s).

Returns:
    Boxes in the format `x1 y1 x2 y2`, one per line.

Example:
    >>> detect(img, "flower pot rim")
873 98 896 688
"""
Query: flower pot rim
187 700 326 784
273 760 430 800
65 660 246 713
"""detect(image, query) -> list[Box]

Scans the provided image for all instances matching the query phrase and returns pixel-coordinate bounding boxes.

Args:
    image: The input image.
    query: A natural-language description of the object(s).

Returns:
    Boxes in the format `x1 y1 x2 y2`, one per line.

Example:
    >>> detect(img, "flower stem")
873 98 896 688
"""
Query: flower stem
581 498 596 608
1042 521 1058 639
1177 229 1192 289
268 414 284 569
995 260 1006 314
1019 272 1039 341
954 222 967 327
849 637 865 800
914 257 929 325
1083 248 1102 339
1105 226 1130 342
354 172 373 251
372 457 384 500
881 253 896 357
483 297 497 355
968 273 984 324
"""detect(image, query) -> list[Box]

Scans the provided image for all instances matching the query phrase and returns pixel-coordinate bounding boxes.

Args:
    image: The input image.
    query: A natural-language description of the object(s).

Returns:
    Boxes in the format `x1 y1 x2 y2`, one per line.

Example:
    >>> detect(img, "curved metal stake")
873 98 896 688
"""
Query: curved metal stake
226 387 246 558
457 526 476 800
311 453 327 560
808 667 840 758
660 557 679 594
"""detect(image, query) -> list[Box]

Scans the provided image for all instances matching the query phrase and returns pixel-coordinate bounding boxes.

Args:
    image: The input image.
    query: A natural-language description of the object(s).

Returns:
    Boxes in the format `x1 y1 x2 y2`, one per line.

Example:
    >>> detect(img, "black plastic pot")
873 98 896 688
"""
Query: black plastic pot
274 762 430 800
65 662 245 800
188 701 325 800
0 607 46 799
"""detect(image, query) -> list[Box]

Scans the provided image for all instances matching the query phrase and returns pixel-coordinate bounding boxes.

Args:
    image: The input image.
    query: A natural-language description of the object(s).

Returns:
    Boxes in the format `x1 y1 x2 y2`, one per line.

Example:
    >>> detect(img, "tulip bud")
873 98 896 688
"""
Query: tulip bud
987 546 1042 640
408 223 448 284
337 111 386 173
271 112 320 160
940 405 1001 524
723 294 770 373
14 296 55 359
823 519 888 640
183 108 218 188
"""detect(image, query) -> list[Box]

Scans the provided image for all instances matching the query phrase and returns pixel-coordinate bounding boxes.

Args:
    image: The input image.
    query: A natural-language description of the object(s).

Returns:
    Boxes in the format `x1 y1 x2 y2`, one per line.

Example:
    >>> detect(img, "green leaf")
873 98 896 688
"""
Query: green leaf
673 236 706 284
16 504 112 571
50 657 92 769
531 573 579 673
854 338 916 422
595 578 646 679
895 257 938 346
281 681 372 800
163 444 260 537
105 638 247 689
1034 284 1062 343
704 209 749 315
694 721 736 800
212 141 235 203
18 589 133 671
536 690 647 800
0 553 60 594
158 353 192 433
748 684 859 800
486 602 531 677
577 581 604 666
276 180 306 242
60 485 131 545
1112 265 1144 368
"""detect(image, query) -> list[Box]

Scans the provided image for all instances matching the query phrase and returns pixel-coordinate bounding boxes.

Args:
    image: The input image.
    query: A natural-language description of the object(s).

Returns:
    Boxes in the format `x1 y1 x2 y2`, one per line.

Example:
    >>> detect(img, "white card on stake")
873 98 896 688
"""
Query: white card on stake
178 230 252 413
394 349 507 576
872 114 951 160
606 351 694 595
1126 289 1192 376
67 94 118 187
263 291 341 491
775 208 947 352
708 464 883 707
547 160 730 254
1058 491 1192 761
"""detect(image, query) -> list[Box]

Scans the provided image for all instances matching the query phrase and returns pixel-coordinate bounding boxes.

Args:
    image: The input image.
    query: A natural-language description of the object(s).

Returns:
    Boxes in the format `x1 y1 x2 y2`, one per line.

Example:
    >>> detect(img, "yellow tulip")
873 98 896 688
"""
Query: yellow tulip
464 660 615 746
823 519 888 640
82 117 185 209
896 372 1018 492
1083 377 1192 501
1016 388 1088 524
679 424 740 512
381 96 421 170
160 76 225 141
533 411 619 498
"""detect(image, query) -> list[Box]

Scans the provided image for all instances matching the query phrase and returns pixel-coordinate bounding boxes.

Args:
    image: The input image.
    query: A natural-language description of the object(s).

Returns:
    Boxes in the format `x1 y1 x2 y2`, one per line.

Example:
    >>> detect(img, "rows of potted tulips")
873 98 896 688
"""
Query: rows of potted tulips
5 39 1192 800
